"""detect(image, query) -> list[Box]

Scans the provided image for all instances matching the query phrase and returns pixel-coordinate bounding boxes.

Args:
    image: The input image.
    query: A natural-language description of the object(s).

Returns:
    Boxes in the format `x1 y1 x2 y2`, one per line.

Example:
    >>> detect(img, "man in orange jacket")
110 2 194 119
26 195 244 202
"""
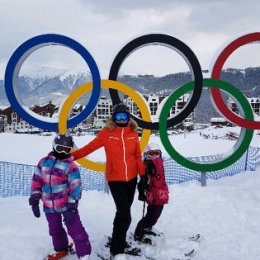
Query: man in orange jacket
71 103 145 260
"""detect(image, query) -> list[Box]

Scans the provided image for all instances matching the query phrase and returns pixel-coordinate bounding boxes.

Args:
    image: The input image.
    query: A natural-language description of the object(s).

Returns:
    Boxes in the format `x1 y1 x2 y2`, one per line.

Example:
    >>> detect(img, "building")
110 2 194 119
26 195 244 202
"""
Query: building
0 115 7 132
0 92 195 133
210 117 230 127
92 96 113 129
0 105 55 133
0 106 36 133
91 92 196 130
123 92 195 130
228 96 260 116
0 102 59 133
31 102 57 118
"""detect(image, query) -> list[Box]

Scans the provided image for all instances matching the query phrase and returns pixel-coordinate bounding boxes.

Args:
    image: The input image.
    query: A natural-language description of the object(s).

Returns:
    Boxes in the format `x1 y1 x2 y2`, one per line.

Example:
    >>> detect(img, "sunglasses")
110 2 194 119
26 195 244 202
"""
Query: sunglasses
114 112 129 121
54 144 72 154
146 150 161 157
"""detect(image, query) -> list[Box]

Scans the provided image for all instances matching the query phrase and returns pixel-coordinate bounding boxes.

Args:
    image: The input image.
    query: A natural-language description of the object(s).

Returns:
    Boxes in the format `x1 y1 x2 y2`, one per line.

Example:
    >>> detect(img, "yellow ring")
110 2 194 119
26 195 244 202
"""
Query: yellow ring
58 79 152 172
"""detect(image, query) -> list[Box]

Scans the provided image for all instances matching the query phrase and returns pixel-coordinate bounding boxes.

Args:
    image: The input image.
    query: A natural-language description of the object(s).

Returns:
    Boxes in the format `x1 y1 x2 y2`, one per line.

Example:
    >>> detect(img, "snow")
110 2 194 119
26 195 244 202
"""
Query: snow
0 126 259 165
0 106 9 110
20 66 67 79
59 68 89 83
0 127 260 260
210 117 226 122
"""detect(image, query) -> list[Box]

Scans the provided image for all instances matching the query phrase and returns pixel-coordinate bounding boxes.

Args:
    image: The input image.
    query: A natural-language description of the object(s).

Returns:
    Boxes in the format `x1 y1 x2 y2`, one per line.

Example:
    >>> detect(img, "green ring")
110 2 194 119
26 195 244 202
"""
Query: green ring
159 78 254 172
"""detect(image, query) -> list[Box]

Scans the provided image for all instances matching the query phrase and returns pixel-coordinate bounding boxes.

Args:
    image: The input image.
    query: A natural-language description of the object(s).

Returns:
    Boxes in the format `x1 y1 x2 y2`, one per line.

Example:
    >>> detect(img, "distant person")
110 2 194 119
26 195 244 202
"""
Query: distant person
134 143 169 243
29 134 91 260
71 103 145 260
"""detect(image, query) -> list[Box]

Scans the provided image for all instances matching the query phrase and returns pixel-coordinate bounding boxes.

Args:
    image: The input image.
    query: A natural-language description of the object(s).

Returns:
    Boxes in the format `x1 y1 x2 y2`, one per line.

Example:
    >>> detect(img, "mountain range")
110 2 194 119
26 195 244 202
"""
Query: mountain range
0 67 259 123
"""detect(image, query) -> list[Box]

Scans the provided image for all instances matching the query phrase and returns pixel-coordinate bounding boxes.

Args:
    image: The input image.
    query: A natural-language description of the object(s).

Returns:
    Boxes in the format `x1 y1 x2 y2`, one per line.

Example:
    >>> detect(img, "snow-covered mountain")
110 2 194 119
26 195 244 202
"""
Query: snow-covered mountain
0 67 92 107
0 66 259 123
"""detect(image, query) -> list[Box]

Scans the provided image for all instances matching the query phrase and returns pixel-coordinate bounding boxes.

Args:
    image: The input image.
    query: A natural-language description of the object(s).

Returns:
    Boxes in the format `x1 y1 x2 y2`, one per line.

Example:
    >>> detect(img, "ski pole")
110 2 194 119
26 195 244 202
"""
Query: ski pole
142 199 146 219
140 199 146 236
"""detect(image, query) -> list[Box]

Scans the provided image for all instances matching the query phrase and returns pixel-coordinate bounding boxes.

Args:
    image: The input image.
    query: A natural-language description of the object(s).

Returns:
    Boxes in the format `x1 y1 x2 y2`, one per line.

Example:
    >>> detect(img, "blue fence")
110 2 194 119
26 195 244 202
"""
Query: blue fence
0 146 260 197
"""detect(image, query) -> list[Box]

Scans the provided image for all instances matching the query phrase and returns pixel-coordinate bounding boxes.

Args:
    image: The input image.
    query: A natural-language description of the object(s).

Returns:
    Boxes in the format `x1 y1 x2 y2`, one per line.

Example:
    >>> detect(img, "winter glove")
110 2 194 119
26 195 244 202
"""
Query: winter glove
137 175 148 201
63 203 78 226
29 197 40 218
145 159 157 176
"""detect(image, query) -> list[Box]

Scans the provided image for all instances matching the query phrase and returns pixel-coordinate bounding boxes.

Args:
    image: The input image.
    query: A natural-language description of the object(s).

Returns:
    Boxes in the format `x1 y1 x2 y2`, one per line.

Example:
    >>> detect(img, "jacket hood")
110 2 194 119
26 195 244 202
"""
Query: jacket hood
105 116 138 131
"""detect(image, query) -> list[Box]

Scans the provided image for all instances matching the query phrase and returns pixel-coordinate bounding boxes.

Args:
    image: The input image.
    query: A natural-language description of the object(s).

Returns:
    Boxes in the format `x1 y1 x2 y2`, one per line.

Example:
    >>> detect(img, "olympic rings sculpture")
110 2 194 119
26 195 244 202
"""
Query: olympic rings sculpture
58 80 152 172
5 34 101 131
3 32 260 173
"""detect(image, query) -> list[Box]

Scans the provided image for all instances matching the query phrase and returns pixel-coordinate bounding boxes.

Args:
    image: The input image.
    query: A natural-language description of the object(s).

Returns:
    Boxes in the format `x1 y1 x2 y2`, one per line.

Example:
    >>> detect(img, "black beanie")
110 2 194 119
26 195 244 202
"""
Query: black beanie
112 103 130 127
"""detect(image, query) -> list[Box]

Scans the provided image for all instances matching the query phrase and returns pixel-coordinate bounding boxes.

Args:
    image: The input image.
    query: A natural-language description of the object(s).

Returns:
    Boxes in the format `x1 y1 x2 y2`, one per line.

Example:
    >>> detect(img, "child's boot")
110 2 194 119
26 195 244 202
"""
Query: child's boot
48 243 74 260
134 234 152 244
47 250 68 260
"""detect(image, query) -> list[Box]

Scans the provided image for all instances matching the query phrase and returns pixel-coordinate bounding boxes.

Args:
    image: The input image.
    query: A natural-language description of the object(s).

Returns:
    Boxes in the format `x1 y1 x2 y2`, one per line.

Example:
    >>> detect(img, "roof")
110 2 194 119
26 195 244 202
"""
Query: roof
210 117 227 122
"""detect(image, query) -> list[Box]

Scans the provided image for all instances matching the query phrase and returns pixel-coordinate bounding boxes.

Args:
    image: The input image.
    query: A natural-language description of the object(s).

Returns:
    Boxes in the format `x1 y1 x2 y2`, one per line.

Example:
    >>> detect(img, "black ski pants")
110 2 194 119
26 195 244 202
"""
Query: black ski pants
134 204 164 239
108 177 137 256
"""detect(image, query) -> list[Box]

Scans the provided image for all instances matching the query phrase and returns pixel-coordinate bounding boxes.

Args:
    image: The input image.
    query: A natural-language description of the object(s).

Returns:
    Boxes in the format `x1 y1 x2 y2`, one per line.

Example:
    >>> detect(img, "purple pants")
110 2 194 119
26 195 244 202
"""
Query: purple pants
134 204 164 239
45 212 91 257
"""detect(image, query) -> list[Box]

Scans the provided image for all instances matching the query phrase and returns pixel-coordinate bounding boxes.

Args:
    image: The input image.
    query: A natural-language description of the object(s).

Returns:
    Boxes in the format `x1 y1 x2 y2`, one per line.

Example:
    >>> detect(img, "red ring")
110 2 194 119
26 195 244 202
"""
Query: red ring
211 32 260 129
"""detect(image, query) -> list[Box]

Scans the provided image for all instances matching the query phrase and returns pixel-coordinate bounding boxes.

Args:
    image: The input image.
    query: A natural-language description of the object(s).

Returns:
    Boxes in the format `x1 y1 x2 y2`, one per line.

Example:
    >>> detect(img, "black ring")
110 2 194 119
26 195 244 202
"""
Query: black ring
108 34 203 130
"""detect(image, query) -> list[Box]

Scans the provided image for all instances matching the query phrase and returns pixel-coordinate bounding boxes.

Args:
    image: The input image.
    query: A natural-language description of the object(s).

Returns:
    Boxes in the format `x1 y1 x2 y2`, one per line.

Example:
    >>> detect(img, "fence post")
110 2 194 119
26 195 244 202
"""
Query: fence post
244 147 249 171
201 172 207 187
104 179 110 194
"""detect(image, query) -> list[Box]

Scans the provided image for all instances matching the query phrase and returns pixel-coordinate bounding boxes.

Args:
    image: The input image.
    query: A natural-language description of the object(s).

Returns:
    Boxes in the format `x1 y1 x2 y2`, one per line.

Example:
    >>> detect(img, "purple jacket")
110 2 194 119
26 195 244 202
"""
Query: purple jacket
30 152 82 213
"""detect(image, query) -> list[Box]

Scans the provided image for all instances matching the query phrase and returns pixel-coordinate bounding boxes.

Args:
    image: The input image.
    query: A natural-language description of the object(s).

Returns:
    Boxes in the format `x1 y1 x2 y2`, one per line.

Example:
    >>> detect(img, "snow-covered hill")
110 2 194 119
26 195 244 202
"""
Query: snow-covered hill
0 67 92 107
0 163 259 260
0 129 260 260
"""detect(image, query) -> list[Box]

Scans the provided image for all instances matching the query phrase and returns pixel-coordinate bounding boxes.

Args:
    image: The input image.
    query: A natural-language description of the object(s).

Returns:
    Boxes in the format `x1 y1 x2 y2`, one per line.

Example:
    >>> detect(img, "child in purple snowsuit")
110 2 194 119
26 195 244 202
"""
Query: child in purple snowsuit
29 134 91 260
134 143 169 243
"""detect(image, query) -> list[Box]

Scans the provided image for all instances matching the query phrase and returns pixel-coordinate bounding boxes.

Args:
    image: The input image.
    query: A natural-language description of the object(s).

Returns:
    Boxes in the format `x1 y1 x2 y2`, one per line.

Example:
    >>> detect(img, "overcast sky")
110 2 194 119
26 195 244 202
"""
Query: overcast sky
0 0 260 79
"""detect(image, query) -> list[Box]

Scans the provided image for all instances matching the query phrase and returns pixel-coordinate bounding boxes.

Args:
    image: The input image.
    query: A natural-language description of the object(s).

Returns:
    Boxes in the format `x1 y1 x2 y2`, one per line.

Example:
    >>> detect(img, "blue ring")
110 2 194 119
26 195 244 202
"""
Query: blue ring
5 34 101 130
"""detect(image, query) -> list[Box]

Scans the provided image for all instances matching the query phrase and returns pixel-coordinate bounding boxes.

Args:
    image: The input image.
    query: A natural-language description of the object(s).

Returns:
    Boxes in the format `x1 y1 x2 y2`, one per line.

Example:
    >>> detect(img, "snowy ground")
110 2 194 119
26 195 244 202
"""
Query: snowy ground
0 126 259 165
0 127 260 260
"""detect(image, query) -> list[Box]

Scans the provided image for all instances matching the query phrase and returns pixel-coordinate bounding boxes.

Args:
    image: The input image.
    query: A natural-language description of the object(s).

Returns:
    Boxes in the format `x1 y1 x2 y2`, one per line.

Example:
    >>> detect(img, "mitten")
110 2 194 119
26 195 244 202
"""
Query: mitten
145 160 157 176
63 203 78 225
29 197 40 218
137 175 148 201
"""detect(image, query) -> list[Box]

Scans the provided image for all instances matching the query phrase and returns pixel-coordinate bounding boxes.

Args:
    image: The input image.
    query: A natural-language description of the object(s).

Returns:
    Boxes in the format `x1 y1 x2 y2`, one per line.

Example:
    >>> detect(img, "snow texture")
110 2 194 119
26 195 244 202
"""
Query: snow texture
0 128 260 260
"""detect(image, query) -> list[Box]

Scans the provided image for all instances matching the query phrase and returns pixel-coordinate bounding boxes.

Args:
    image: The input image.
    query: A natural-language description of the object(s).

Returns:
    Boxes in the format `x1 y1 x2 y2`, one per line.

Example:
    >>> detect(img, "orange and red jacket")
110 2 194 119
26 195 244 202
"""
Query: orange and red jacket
72 122 145 182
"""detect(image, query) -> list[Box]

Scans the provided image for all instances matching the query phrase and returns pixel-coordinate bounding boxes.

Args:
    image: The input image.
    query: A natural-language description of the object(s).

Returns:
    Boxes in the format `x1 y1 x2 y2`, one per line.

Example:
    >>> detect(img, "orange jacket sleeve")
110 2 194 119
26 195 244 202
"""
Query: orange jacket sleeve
135 138 145 176
71 129 105 160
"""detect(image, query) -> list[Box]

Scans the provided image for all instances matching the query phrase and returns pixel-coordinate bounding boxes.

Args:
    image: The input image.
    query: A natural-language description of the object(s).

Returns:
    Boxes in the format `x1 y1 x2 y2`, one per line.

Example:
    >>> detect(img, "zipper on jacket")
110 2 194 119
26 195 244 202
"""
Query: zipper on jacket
121 128 128 181
49 159 57 212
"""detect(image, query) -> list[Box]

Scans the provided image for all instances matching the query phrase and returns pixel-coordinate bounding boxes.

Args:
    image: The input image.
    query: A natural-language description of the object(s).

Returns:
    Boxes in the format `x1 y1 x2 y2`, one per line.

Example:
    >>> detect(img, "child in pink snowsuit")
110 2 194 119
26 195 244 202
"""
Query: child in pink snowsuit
134 143 169 243
29 134 91 260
